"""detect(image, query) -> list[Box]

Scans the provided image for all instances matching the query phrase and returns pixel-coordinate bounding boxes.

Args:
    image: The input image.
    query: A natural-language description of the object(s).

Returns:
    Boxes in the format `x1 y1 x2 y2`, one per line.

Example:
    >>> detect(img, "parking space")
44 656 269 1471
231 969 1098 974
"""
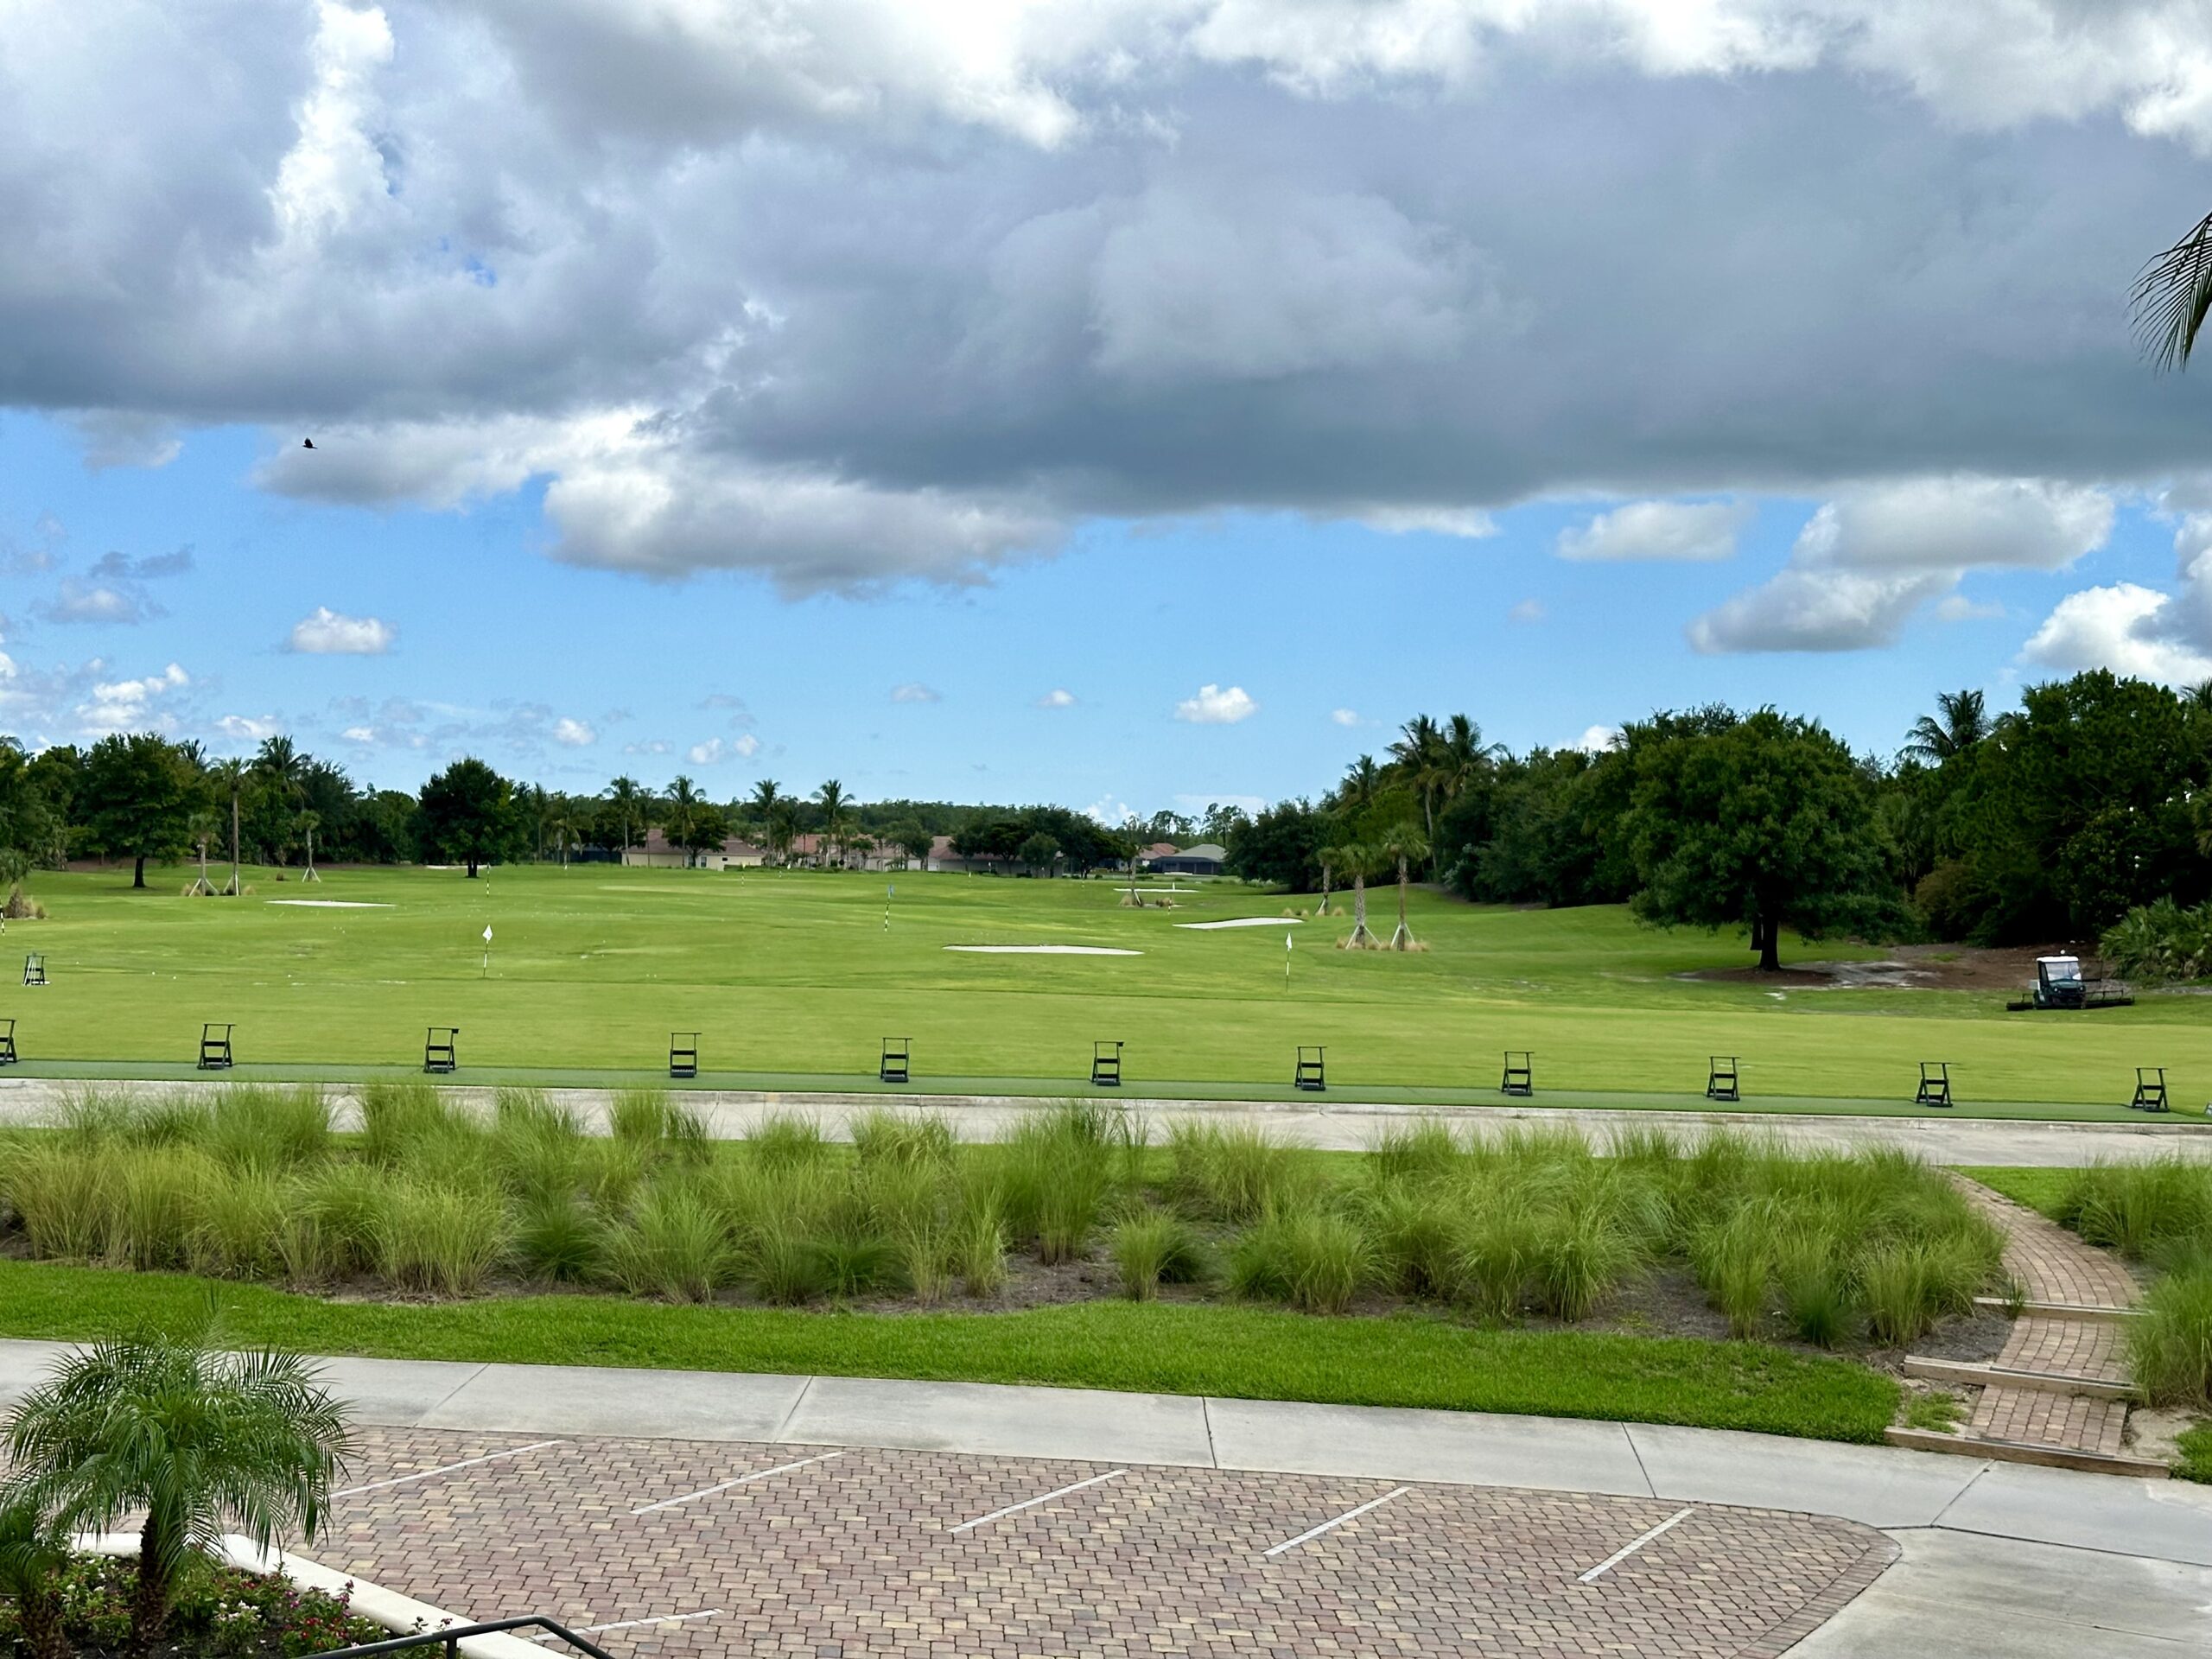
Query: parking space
324 1427 1895 1657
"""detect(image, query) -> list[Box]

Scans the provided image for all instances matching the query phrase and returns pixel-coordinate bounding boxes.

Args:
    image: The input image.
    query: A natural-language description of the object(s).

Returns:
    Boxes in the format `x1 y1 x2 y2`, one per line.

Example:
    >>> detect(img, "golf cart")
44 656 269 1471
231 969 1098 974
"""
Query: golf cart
2005 954 2134 1012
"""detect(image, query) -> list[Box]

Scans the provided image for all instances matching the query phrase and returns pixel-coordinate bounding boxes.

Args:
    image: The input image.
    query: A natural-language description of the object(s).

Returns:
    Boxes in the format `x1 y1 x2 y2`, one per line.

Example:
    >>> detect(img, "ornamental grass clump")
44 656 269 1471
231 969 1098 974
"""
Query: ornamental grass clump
607 1087 707 1154
200 1086 331 1173
605 1185 728 1302
2059 1159 2212 1262
1167 1121 1320 1223
991 1103 1127 1264
372 1178 508 1296
2128 1259 2212 1407
1229 1206 1372 1315
1109 1210 1211 1300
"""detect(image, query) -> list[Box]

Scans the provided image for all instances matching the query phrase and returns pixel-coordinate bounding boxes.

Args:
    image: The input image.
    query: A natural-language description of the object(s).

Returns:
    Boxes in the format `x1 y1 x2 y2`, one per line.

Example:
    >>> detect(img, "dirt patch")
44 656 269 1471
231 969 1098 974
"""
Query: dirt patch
1678 941 2101 994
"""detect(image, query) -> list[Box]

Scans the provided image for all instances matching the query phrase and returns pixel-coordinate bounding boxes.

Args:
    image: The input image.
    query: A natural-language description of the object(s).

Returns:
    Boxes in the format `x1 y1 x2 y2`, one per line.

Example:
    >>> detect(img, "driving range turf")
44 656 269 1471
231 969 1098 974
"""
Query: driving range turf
1 862 2206 1116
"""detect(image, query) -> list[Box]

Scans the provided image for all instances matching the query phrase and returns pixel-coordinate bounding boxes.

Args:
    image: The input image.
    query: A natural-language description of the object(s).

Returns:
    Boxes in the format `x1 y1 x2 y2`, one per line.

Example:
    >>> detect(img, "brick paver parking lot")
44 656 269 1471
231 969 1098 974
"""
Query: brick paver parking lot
325 1427 1896 1658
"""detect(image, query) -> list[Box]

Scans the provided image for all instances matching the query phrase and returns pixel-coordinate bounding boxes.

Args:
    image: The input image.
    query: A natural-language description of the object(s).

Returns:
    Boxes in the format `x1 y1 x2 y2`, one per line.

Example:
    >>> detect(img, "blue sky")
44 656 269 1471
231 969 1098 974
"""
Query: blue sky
2 407 2196 816
6 3 2212 820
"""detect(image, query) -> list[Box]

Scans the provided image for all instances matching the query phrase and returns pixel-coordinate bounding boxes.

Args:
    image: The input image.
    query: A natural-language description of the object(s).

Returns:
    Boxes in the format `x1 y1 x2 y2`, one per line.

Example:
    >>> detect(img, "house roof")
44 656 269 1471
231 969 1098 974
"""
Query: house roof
634 828 767 858
1172 843 1228 861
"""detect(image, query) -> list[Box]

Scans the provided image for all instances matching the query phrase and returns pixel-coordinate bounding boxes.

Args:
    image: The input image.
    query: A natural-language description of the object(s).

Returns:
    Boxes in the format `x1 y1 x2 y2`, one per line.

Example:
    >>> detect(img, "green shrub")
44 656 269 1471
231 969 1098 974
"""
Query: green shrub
1109 1211 1210 1300
606 1186 728 1302
1168 1122 1319 1223
1230 1209 1372 1315
372 1179 507 1295
202 1086 331 1171
188 1166 292 1279
512 1193 606 1284
2130 1264 2212 1408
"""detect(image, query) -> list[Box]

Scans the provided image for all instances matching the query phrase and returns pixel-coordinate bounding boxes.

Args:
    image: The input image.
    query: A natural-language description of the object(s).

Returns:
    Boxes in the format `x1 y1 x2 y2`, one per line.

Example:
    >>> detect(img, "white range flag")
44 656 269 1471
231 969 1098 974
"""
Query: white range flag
482 925 493 944
1287 931 1294 951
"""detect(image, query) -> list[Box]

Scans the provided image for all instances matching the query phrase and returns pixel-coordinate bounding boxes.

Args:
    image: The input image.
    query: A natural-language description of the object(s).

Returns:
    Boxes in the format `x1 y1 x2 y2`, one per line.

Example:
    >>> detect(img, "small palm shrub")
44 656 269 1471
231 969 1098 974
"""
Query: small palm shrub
4 1327 353 1649
1109 1211 1211 1300
0 1488 76 1659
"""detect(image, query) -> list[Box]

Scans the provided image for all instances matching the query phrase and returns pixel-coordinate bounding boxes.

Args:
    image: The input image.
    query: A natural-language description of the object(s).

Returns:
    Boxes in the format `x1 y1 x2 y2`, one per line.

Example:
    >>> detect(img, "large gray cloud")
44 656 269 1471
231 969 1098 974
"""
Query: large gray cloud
8 2 2212 596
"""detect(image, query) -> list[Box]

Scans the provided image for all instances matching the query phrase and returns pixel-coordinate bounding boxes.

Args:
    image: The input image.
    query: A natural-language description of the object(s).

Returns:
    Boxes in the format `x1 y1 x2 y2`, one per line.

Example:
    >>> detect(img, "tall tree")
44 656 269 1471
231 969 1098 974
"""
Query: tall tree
417 758 517 878
814 779 849 866
185 809 220 896
1377 818 1430 950
1388 714 1447 858
1901 689 1991 764
896 823 934 869
603 775 645 859
1326 836 1383 948
296 808 321 880
212 759 246 894
1624 709 1890 971
81 734 195 889
664 775 704 864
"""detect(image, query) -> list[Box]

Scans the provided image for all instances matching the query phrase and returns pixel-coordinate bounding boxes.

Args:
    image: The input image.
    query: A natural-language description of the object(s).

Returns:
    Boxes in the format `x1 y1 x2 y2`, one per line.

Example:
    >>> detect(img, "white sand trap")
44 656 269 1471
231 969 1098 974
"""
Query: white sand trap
944 944 1143 956
266 899 392 909
1177 917 1302 931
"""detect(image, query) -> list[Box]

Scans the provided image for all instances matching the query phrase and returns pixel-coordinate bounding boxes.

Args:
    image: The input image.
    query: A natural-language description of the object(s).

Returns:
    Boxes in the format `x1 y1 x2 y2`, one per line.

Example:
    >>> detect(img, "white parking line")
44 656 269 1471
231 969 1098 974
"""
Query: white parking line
334 1441 569 1498
629 1451 849 1515
947 1469 1128 1533
1577 1506 1695 1583
1262 1486 1412 1557
530 1611 723 1641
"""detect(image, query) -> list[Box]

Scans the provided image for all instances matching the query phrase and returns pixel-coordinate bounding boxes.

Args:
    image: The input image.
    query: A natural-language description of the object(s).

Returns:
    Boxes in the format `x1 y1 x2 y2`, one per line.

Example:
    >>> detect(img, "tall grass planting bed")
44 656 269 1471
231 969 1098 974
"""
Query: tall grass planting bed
0 1087 2001 1344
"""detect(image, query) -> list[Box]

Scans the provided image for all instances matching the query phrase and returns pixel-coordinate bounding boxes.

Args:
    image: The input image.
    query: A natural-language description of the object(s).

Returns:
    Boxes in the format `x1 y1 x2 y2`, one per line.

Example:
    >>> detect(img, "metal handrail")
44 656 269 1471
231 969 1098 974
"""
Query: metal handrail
316 1615 615 1659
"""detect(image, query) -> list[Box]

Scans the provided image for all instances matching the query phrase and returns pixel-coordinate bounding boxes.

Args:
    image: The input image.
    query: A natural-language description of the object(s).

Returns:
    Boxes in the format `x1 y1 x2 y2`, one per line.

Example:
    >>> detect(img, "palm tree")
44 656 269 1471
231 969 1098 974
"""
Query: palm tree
2133 212 2212 370
185 810 219 896
664 776 703 866
5 1330 352 1651
1389 714 1447 850
296 809 321 881
0 1490 73 1659
213 759 245 895
2185 678 2212 713
548 795 583 868
815 779 849 867
1338 754 1382 812
252 736 307 863
1327 837 1382 949
604 775 645 861
1902 690 1991 765
1378 820 1430 950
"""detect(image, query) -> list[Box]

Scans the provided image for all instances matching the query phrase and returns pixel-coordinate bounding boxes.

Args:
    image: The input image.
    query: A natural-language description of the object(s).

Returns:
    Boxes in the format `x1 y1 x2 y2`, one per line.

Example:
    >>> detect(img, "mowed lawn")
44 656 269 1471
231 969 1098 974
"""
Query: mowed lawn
0 863 2206 1109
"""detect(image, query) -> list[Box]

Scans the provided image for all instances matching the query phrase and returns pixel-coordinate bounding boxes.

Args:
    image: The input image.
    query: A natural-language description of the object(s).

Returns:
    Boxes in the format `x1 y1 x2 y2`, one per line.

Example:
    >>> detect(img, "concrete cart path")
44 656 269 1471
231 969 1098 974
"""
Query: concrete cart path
2 1340 2205 1655
3 1076 2211 1163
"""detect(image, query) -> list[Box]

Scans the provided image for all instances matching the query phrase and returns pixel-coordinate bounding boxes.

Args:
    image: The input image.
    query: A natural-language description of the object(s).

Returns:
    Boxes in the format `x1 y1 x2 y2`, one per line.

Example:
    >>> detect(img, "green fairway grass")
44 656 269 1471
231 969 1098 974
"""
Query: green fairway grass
1 863 2206 1111
0 1258 1899 1443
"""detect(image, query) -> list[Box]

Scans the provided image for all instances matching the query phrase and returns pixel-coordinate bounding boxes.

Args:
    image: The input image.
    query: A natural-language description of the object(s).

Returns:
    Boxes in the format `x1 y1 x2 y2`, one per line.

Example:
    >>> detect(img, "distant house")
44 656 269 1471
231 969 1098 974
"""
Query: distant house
1149 842 1228 876
926 835 998 874
621 830 768 870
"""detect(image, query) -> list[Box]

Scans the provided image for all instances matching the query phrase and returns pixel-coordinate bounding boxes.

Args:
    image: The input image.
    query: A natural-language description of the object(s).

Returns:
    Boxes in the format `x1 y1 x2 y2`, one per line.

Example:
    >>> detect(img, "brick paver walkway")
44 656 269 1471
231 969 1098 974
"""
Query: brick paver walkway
1951 1180 2142 1459
325 1427 1897 1659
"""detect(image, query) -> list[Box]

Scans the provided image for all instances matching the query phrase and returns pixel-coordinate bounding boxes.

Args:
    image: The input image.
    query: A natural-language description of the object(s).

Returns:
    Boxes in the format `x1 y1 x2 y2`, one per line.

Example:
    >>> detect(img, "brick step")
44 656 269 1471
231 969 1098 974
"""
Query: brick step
1968 1382 2130 1459
1972 1296 2137 1322
1884 1426 2169 1478
1901 1356 2133 1400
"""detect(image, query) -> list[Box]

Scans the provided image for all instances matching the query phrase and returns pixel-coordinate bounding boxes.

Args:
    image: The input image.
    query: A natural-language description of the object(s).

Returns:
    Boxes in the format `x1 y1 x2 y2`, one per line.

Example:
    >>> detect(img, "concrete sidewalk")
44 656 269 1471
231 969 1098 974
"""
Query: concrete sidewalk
4 1075 2210 1162
3 1338 2206 1654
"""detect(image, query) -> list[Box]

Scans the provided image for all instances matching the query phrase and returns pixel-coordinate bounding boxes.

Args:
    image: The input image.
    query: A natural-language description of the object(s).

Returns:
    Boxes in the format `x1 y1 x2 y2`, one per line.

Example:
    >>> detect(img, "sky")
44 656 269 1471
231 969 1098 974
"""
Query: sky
5 1 2212 822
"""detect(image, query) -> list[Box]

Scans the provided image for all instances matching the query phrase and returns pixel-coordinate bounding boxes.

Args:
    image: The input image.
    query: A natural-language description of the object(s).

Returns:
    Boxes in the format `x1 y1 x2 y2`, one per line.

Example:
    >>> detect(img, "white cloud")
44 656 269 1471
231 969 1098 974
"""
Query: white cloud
1330 708 1361 727
1084 795 1137 825
215 713 281 741
40 580 158 625
891 683 943 703
1035 687 1077 708
552 717 596 747
286 606 396 654
1690 476 2113 653
624 739 673 756
77 661 188 734
1351 505 1497 537
1557 499 1748 563
1574 724 1622 753
270 2 395 249
1174 683 1258 724
687 733 761 765
340 724 377 744
2020 583 2212 684
1934 594 2005 623
1508 597 1545 623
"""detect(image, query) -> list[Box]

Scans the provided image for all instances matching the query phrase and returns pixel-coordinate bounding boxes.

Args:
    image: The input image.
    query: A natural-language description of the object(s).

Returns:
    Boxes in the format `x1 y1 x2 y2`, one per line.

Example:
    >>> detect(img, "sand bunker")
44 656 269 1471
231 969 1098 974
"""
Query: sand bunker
1177 917 1302 931
944 944 1142 956
266 899 392 909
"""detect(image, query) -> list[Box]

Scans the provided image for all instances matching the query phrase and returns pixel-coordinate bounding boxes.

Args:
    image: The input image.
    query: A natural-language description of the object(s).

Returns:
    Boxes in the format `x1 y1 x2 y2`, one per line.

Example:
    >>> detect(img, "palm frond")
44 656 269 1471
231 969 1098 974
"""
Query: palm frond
2133 211 2212 372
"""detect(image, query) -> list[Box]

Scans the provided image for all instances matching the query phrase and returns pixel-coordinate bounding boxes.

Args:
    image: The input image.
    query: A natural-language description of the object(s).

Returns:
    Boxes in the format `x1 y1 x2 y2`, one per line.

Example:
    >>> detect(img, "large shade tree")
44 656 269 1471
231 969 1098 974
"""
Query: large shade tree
81 733 196 889
1624 709 1890 971
417 757 518 878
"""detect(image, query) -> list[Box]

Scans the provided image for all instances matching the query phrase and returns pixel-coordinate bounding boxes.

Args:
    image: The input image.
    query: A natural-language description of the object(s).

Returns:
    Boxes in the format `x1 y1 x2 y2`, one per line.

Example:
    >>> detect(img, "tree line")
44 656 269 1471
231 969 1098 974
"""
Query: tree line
1223 673 2212 965
0 734 1227 896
